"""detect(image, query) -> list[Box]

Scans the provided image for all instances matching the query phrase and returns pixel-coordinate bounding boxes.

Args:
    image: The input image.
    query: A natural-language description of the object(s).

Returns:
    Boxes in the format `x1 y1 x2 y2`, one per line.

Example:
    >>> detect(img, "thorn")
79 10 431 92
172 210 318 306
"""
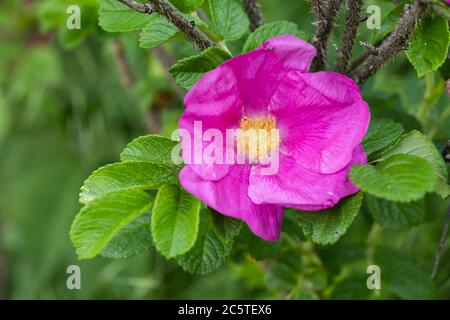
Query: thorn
360 41 379 56
144 4 153 14
333 43 339 52
359 15 368 23
311 20 326 26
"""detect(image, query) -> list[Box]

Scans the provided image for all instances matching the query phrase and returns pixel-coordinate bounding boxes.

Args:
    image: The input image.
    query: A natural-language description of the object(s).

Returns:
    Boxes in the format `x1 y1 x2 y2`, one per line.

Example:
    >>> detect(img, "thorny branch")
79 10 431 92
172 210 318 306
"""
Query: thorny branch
311 0 344 71
335 0 364 74
243 0 263 31
118 0 212 50
352 0 429 84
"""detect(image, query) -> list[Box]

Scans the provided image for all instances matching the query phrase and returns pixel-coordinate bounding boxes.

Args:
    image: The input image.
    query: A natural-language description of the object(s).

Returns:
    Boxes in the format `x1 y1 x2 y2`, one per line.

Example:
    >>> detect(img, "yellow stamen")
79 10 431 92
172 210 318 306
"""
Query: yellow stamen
237 116 280 163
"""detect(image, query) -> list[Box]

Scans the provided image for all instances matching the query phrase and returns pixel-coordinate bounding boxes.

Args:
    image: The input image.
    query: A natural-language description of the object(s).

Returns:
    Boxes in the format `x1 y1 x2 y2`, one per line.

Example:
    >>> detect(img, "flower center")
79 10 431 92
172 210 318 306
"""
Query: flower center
237 116 280 163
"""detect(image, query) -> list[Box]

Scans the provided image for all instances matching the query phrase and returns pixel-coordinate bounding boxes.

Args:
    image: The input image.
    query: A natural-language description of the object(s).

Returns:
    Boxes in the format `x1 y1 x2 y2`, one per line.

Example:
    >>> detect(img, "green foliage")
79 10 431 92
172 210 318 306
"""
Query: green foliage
366 195 425 230
72 134 182 261
330 275 372 300
152 184 201 258
4 0 449 300
211 211 243 242
79 162 178 204
171 0 205 13
176 207 236 275
99 0 154 32
139 14 180 48
100 213 153 259
362 118 404 161
208 0 249 41
375 248 436 299
406 15 450 78
350 154 437 202
120 134 181 167
381 130 450 199
297 192 364 245
243 20 308 52
70 189 154 259
238 227 283 260
169 47 232 89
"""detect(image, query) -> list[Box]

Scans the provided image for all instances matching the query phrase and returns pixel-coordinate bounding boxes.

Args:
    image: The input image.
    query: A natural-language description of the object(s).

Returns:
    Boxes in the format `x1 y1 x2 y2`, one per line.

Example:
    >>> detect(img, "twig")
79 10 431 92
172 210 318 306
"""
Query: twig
118 0 153 13
311 0 344 71
335 0 363 74
359 41 379 56
243 0 263 31
353 0 429 84
431 205 450 279
117 0 212 50
349 36 387 72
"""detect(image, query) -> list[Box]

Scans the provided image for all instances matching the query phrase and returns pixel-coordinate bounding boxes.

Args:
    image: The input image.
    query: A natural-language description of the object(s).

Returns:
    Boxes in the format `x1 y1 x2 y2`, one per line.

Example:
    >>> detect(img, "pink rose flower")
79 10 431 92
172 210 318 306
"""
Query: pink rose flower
179 35 370 241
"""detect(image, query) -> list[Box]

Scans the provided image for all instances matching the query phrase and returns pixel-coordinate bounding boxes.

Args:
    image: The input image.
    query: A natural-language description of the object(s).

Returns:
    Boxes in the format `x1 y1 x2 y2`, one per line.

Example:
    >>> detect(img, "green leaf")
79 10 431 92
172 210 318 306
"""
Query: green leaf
139 14 180 48
406 15 450 78
297 192 363 245
210 211 243 242
381 130 449 199
265 262 299 291
338 208 373 245
79 162 178 204
282 209 306 242
120 134 180 167
100 213 153 259
169 47 231 89
70 189 153 260
243 20 308 52
171 0 205 13
208 0 249 41
362 118 403 161
152 184 201 258
375 248 436 299
330 275 372 300
366 195 425 230
99 0 153 32
176 207 233 274
350 154 437 202
238 226 282 260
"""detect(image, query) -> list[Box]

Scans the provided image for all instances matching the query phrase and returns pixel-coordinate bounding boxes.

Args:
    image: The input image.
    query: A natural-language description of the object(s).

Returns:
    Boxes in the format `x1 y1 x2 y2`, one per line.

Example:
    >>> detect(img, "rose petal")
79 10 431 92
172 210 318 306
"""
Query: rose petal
248 145 366 210
181 64 242 181
222 35 317 115
269 70 370 174
180 164 284 240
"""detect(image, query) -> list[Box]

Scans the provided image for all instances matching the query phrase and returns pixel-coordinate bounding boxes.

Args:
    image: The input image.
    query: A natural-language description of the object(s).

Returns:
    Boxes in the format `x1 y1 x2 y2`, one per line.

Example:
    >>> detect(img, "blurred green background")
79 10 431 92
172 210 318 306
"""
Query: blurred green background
0 0 449 299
